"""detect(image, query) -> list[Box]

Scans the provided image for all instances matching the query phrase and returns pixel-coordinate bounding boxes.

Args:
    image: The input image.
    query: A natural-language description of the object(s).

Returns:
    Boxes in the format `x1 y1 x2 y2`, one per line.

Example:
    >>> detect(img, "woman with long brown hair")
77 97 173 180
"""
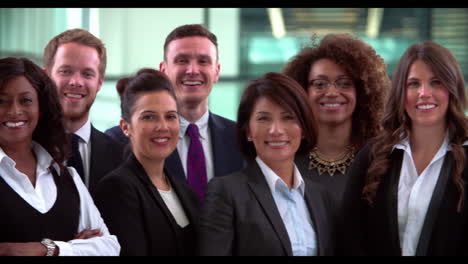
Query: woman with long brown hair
340 41 468 255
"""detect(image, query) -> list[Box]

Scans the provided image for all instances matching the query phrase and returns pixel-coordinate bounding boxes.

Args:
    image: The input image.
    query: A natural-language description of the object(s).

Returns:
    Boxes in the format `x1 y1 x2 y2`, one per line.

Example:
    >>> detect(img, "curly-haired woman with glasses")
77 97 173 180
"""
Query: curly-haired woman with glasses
283 33 390 217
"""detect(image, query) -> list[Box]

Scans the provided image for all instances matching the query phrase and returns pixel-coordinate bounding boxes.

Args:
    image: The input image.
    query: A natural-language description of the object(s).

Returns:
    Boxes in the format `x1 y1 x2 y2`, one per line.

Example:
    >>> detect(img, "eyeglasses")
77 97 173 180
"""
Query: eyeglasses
309 78 355 91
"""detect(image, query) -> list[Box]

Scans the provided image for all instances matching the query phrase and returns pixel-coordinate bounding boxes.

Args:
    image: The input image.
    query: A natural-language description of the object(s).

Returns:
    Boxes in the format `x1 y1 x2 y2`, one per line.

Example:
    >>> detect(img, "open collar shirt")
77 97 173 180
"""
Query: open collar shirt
394 132 468 255
177 111 214 182
256 156 317 256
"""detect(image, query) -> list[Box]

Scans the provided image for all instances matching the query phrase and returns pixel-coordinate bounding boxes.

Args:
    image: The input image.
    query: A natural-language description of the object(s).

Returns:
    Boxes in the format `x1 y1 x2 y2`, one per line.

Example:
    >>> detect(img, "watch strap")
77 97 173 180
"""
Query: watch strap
41 238 56 256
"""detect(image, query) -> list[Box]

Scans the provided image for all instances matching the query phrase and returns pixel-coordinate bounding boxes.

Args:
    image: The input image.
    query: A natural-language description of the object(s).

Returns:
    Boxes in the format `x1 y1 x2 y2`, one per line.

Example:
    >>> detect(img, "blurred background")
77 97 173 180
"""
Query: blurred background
1 8 467 132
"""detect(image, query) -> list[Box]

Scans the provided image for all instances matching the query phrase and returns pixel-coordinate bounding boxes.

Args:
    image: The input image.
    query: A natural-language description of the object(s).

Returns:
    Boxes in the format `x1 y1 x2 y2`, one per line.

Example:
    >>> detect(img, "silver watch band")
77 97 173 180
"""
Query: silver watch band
41 238 56 256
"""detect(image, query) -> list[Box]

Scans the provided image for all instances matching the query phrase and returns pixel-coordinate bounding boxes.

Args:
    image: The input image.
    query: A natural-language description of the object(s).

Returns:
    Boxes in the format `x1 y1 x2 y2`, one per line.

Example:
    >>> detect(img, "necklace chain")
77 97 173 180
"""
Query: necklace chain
308 146 355 177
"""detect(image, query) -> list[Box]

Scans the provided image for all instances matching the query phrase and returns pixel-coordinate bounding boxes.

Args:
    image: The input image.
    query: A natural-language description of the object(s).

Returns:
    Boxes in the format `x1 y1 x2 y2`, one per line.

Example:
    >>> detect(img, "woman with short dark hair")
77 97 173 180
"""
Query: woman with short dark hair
198 72 334 256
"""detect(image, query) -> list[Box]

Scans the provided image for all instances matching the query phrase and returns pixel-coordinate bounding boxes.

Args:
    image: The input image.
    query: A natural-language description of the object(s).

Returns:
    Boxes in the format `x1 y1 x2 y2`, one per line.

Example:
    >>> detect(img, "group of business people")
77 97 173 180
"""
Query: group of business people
0 21 467 256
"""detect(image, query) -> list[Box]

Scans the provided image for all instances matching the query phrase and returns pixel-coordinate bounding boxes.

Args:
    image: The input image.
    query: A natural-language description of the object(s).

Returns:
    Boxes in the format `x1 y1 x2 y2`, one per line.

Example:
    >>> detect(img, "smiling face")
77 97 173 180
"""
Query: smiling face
0 76 40 149
160 36 220 108
247 96 302 168
49 42 103 124
307 58 356 127
405 60 449 130
121 90 179 164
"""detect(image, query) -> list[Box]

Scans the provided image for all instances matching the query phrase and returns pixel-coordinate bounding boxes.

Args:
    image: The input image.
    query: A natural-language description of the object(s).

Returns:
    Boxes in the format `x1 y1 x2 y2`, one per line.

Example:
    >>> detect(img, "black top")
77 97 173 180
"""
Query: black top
296 154 350 218
0 167 80 242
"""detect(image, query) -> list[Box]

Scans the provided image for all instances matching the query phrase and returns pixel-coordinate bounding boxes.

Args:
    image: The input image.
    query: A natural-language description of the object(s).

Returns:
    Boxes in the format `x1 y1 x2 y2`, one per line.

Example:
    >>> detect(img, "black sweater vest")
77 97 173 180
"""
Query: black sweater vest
0 166 80 242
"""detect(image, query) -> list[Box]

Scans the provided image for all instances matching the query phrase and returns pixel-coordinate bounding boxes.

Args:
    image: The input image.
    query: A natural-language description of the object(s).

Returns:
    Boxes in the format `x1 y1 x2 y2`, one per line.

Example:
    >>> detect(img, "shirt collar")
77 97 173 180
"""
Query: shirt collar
256 156 305 196
394 130 452 163
73 119 91 144
178 111 209 140
0 141 60 177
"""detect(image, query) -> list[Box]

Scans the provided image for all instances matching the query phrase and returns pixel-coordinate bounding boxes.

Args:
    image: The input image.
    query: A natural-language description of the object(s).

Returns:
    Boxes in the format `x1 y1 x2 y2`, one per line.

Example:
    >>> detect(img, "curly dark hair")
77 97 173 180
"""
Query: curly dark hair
364 41 468 212
236 72 317 160
283 33 390 150
0 57 69 173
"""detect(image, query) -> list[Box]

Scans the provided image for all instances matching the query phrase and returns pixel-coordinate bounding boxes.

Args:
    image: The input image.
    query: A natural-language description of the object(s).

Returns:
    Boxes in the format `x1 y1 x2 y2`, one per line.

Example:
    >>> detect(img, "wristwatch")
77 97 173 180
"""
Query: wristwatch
40 238 56 256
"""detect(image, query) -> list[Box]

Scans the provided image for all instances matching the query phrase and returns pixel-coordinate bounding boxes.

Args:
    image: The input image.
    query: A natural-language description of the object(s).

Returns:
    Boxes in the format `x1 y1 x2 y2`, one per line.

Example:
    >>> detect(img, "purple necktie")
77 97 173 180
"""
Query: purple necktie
187 123 208 203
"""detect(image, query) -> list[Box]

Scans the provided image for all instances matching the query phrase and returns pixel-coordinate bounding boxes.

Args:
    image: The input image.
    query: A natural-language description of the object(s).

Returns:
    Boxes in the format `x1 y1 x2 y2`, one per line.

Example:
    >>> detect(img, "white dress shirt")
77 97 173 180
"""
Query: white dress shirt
395 132 467 256
177 111 214 182
257 157 318 256
0 141 120 256
71 119 91 187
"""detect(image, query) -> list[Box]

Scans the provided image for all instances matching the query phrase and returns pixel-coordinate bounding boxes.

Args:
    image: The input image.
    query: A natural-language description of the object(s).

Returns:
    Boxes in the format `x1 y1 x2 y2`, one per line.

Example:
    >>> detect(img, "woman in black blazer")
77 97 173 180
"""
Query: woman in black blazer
339 41 468 256
198 72 335 256
94 69 199 256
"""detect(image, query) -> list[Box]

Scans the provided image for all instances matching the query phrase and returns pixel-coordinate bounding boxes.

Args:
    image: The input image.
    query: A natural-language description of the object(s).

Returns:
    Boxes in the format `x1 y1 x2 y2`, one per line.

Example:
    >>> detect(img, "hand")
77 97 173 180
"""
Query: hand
0 242 46 256
74 227 103 239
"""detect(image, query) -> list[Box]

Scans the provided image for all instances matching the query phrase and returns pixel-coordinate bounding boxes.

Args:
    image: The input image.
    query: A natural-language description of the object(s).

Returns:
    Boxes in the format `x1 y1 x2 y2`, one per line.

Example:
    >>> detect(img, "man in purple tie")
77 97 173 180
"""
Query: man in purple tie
160 24 245 201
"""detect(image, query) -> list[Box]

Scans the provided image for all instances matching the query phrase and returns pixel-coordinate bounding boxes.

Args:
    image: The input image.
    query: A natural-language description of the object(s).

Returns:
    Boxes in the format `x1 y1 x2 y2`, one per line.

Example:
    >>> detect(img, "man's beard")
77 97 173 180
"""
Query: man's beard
63 100 94 122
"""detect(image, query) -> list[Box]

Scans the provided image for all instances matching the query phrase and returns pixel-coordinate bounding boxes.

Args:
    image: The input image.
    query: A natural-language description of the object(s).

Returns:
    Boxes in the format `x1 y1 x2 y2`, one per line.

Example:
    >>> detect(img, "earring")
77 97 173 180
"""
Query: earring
247 136 252 141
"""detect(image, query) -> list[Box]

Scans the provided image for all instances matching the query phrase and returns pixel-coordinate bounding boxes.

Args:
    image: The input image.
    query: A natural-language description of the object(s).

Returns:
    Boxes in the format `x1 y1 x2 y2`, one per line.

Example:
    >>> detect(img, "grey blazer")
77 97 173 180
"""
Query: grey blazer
198 161 335 256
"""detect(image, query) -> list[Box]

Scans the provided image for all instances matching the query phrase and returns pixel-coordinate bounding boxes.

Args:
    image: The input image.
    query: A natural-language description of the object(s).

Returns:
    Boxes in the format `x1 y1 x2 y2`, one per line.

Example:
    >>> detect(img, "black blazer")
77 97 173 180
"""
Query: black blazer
340 143 468 256
93 153 200 256
88 125 124 194
198 161 335 256
166 112 246 181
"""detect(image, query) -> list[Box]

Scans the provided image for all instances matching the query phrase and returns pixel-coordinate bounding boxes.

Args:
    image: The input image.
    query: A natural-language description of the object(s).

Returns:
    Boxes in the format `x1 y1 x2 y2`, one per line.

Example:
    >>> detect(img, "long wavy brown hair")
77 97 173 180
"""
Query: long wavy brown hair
364 41 468 212
283 33 389 150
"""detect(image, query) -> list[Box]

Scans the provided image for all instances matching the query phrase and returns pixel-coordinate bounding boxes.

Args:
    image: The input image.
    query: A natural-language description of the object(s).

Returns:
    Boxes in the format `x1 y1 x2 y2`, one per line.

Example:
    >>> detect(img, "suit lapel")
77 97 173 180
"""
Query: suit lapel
89 126 101 189
246 162 293 256
167 169 199 225
165 149 186 181
385 149 405 254
303 178 326 255
415 152 454 256
208 112 226 177
127 154 178 233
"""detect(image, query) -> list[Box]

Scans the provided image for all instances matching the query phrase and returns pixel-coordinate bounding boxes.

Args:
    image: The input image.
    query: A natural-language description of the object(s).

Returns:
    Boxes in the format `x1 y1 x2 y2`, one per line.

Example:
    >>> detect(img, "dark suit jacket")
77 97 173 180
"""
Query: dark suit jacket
104 125 128 146
166 112 245 181
93 153 200 256
198 161 335 256
88 125 124 194
339 143 468 256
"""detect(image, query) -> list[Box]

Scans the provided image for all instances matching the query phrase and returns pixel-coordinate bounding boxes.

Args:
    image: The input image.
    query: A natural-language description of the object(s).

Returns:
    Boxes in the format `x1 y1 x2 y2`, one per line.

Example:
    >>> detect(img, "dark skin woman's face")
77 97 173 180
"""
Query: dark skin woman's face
0 76 39 149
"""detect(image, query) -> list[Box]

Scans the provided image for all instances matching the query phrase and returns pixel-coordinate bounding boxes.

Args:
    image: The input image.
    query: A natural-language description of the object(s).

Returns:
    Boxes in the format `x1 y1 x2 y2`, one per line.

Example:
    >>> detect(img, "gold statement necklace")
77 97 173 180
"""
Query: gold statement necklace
308 146 355 177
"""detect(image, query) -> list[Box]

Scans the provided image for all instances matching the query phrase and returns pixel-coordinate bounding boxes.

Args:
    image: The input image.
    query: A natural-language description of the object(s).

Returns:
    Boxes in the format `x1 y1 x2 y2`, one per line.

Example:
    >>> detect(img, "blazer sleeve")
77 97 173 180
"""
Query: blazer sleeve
93 173 147 256
337 143 372 256
197 177 235 256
